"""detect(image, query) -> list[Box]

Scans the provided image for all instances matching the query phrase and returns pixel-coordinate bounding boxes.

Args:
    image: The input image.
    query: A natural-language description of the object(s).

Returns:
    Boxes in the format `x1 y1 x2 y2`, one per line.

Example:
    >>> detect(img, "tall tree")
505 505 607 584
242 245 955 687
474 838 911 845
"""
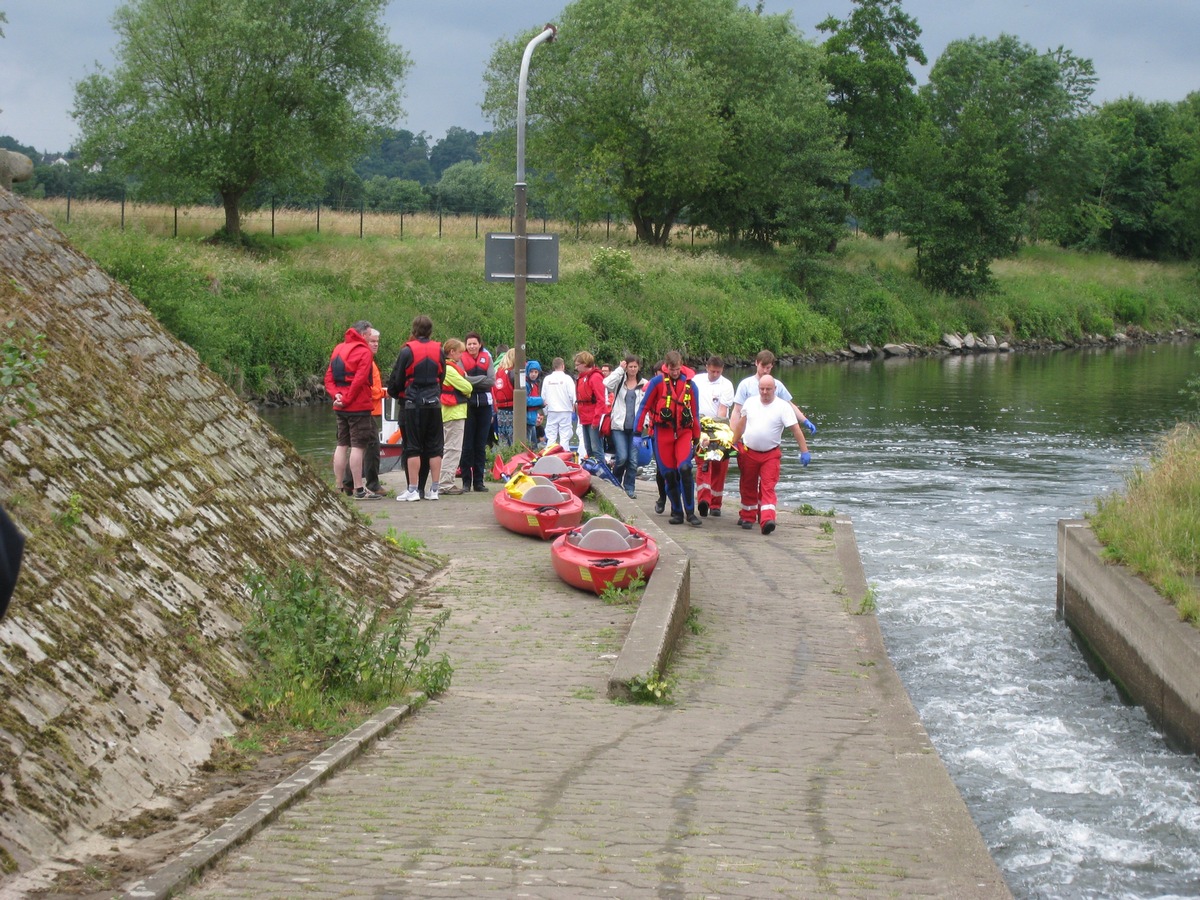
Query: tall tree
429 127 482 179
817 0 926 221
72 0 409 237
482 0 839 247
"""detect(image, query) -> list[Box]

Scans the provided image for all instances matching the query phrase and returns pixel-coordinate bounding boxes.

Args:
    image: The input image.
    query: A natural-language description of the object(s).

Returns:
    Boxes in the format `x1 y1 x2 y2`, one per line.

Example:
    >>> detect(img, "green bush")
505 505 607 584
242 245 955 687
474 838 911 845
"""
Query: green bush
242 565 451 726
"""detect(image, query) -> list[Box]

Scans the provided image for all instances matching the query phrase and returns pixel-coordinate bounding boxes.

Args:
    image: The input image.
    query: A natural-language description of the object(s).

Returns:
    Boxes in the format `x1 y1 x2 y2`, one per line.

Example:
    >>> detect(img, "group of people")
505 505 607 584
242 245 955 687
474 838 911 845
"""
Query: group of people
325 319 815 531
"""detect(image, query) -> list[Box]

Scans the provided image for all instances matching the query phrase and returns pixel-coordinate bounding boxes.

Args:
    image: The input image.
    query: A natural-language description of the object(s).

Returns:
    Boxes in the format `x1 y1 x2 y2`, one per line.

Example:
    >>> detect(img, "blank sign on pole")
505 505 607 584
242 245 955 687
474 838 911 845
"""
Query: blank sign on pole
484 232 559 283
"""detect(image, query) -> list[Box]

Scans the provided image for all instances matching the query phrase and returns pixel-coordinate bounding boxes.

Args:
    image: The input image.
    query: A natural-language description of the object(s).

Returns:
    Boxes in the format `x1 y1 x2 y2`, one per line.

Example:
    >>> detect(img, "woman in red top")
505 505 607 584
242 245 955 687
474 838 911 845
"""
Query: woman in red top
492 348 516 446
573 350 606 459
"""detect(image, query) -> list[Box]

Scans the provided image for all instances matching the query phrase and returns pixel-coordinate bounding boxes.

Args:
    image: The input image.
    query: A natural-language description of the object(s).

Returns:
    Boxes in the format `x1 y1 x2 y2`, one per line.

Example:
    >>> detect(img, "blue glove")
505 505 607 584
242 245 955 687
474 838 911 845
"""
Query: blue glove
798 451 811 467
802 419 817 435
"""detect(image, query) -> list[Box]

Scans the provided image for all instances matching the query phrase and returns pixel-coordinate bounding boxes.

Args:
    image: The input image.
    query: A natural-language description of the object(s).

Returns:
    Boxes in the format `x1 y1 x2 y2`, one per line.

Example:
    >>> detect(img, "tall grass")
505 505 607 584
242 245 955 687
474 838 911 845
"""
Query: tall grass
34 199 1200 401
1090 424 1200 624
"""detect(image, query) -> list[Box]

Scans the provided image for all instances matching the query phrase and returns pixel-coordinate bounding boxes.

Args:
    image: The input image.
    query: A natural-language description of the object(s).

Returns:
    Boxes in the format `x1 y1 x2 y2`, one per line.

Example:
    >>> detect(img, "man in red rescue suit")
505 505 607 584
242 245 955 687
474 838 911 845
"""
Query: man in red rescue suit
387 315 445 502
637 350 703 527
324 320 379 500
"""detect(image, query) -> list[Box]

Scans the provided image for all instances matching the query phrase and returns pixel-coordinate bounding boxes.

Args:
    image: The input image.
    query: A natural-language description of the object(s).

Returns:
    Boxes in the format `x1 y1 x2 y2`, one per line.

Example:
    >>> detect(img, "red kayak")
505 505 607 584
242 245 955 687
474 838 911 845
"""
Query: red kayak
550 516 659 595
491 444 574 482
521 454 591 498
492 481 584 540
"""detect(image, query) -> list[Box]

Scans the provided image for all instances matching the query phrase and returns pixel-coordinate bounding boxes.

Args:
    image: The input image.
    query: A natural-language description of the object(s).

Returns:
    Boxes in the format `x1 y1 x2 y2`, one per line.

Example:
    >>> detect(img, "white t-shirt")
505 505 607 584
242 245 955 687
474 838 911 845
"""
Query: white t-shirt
540 369 577 413
693 374 735 419
733 375 792 408
739 396 798 452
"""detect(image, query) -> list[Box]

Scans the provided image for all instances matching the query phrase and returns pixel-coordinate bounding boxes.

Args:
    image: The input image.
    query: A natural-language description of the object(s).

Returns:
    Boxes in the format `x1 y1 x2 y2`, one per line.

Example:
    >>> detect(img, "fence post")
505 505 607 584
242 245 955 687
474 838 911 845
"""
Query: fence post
174 206 178 238
400 210 404 240
120 190 126 231
317 201 321 234
543 215 548 233
475 210 479 239
271 198 276 237
66 191 71 225
360 200 365 238
438 210 443 239
606 213 610 240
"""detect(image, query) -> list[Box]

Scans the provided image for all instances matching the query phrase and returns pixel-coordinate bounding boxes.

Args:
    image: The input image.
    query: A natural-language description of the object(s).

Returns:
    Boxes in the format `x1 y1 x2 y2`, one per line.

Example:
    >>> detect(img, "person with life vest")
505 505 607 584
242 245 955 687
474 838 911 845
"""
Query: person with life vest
325 319 381 500
387 314 445 502
436 338 474 496
637 350 703 526
460 332 494 492
492 347 516 447
573 351 606 460
731 374 812 535
692 355 736 518
340 327 388 497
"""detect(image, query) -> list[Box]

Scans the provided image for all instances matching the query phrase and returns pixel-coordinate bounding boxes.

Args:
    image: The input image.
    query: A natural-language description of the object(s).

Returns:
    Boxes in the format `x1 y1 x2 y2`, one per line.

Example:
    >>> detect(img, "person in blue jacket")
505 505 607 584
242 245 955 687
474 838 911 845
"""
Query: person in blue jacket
525 360 546 446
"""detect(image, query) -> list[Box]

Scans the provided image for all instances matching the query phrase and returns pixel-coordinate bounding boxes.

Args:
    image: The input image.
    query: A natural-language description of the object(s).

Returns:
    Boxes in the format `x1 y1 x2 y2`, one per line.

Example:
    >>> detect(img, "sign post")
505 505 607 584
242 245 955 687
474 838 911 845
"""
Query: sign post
510 24 557 448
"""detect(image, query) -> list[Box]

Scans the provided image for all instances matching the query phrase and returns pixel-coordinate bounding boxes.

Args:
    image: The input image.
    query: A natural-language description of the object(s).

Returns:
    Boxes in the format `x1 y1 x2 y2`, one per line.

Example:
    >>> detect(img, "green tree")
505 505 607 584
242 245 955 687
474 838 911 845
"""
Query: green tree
432 160 510 216
356 128 434 184
429 127 482 178
362 175 426 213
817 0 926 224
72 0 410 238
482 0 839 247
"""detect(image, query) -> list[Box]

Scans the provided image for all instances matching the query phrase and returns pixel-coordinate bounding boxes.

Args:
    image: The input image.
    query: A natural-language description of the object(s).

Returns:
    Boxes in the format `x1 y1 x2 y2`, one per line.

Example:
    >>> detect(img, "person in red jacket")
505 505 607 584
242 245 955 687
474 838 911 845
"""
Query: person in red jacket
636 350 702 526
573 350 606 459
325 320 379 500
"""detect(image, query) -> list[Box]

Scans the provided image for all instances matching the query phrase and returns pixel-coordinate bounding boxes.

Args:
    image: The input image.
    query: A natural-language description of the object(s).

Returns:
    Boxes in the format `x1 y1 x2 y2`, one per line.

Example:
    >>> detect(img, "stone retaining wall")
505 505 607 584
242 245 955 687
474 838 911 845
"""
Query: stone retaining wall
1057 519 1200 754
0 190 439 875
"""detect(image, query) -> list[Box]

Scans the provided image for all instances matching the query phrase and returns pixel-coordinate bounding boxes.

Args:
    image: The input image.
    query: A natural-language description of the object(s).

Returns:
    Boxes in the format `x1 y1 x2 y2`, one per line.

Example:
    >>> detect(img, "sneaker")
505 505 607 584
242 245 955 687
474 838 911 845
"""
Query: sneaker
668 512 684 525
427 486 439 501
353 488 382 501
626 489 637 500
654 498 666 515
761 521 776 535
461 483 472 493
440 485 465 495
709 508 722 518
397 487 420 502
698 500 709 517
368 485 390 497
738 519 754 529
686 513 703 527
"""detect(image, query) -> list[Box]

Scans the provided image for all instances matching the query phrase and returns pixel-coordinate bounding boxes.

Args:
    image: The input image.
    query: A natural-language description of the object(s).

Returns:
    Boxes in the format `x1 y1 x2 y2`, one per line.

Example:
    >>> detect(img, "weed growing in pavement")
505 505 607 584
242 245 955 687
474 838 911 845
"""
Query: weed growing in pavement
54 492 83 530
384 526 425 555
241 564 451 728
626 670 675 705
685 605 704 635
799 503 836 517
856 586 878 615
0 320 47 426
599 572 646 606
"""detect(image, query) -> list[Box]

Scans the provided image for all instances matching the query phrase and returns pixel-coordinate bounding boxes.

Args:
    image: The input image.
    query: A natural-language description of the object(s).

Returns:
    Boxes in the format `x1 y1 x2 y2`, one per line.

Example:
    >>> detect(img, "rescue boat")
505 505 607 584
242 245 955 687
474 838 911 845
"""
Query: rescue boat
492 478 584 540
550 516 659 595
491 444 575 482
521 453 592 497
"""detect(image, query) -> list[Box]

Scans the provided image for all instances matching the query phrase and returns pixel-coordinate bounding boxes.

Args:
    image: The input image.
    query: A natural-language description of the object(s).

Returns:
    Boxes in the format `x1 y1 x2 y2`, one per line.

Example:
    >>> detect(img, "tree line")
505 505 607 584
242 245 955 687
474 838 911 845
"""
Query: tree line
9 0 1200 296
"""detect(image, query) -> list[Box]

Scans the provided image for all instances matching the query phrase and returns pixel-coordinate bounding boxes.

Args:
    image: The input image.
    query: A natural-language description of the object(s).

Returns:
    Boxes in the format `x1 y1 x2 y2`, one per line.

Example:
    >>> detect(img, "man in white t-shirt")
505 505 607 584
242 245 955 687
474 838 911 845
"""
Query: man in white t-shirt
731 375 811 535
540 357 577 449
692 355 736 517
730 349 817 437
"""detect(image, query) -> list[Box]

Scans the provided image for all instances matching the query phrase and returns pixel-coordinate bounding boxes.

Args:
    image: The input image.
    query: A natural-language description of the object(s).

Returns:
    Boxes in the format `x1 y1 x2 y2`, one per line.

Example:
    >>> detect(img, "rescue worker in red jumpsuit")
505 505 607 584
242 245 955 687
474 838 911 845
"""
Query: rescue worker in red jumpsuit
637 350 703 527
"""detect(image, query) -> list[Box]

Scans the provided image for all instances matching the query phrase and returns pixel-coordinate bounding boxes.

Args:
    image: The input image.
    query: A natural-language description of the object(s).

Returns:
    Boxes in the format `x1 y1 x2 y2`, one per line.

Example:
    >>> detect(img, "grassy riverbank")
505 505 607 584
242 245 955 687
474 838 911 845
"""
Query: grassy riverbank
43 200 1200 400
1091 423 1200 624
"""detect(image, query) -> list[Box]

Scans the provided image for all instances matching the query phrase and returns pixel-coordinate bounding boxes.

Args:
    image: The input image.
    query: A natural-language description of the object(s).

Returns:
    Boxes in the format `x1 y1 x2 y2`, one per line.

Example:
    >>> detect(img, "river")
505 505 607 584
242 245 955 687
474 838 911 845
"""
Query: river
261 339 1199 899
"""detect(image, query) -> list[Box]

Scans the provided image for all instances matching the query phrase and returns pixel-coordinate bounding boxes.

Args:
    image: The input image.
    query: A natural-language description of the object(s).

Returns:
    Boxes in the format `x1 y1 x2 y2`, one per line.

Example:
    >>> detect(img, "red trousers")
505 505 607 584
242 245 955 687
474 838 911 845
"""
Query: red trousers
696 457 730 511
737 445 781 525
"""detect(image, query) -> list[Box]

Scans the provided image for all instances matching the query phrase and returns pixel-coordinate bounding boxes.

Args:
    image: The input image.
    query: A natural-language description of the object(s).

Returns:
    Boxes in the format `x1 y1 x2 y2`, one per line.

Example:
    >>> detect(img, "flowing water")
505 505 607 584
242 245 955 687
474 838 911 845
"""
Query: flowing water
262 340 1199 899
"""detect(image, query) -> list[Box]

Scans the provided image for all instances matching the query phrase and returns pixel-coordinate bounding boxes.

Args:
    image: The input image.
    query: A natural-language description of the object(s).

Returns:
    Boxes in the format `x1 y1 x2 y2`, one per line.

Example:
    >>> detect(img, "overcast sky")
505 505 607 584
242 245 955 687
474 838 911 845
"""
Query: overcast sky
1 1 1197 154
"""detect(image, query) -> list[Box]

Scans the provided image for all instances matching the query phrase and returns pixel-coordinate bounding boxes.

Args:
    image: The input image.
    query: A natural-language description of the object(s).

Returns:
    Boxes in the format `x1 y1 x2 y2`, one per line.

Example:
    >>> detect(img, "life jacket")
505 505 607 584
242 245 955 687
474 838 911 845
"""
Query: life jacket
461 349 492 406
441 361 470 407
405 338 444 384
654 375 695 429
493 367 514 408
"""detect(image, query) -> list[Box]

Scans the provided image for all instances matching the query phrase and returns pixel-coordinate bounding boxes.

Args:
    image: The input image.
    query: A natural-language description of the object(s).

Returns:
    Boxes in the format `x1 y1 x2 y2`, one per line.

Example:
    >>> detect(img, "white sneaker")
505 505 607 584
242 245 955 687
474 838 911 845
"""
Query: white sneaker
427 486 439 501
398 487 420 502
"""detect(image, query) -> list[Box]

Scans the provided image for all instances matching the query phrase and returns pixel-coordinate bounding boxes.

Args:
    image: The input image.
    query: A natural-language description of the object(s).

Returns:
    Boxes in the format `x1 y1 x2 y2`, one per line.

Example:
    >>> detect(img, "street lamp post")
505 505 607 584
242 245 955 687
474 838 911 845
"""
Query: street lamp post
512 24 556 447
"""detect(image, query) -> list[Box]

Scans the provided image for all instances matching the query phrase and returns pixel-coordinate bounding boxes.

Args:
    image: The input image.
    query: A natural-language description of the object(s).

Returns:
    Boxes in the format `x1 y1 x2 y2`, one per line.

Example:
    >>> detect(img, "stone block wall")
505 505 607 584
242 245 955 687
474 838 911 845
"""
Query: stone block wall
0 190 439 874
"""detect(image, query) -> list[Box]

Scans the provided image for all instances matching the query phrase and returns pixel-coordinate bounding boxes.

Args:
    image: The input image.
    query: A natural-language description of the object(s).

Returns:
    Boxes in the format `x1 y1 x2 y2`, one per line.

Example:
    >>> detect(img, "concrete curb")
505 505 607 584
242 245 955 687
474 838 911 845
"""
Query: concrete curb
1057 519 1200 753
122 702 419 899
588 477 693 700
